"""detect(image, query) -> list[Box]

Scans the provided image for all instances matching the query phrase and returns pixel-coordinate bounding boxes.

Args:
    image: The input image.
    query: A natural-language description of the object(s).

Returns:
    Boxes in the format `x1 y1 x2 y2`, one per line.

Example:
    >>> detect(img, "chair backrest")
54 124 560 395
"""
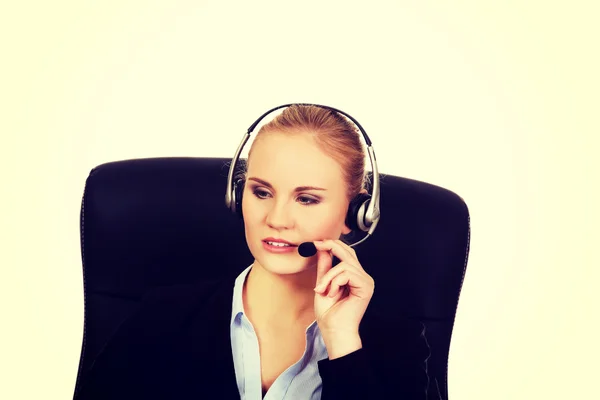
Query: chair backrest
73 157 470 400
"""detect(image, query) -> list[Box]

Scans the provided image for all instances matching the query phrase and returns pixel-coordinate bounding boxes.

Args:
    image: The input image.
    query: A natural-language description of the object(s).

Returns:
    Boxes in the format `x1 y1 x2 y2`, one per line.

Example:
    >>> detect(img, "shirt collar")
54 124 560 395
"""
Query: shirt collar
229 264 320 335
230 263 253 328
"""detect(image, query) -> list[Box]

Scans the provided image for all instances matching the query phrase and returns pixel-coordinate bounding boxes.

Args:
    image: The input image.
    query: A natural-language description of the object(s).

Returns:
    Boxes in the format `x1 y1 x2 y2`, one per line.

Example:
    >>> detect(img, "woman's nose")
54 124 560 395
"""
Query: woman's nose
265 201 294 229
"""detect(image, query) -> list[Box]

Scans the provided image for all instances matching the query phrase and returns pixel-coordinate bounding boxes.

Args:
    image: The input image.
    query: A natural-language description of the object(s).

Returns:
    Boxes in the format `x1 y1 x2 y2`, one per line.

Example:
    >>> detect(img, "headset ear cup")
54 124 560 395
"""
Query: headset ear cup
234 178 245 219
345 193 372 232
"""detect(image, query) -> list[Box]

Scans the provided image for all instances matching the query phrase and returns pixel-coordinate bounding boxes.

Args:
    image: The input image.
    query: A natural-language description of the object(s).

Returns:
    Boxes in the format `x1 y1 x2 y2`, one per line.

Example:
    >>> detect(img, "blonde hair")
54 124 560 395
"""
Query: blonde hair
244 105 369 201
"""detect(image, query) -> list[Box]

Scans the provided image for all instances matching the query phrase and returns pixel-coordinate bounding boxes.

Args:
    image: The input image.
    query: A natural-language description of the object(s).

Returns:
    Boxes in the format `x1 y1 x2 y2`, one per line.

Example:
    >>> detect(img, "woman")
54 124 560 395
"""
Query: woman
75 105 430 400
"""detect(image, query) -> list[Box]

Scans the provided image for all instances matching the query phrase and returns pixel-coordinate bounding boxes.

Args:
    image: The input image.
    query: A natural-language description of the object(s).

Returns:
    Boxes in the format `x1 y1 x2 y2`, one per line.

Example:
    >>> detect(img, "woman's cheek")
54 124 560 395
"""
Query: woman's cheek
307 215 341 238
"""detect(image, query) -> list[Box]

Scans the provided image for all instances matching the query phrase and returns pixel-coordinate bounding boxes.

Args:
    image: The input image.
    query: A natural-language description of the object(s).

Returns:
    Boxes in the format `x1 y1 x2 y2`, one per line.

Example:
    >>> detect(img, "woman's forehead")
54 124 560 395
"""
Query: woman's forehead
247 134 345 188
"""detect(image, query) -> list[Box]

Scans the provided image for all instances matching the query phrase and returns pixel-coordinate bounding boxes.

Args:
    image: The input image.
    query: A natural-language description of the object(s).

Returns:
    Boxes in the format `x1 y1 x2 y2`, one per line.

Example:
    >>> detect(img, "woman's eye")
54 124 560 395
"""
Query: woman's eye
298 196 319 205
253 189 270 199
252 189 319 205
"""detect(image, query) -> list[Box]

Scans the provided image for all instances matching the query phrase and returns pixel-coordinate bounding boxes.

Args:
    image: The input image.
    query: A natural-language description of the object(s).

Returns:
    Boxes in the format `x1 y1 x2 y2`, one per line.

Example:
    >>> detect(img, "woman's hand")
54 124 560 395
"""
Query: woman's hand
313 239 375 338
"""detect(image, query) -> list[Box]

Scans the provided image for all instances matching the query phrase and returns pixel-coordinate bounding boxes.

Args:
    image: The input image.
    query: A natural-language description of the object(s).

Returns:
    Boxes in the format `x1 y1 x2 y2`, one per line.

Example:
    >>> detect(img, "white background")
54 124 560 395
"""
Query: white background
1 1 598 398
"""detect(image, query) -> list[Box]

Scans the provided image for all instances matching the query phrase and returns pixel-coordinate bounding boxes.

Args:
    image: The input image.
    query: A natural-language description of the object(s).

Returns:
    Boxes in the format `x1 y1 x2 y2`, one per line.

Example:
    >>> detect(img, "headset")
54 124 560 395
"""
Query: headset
225 103 380 248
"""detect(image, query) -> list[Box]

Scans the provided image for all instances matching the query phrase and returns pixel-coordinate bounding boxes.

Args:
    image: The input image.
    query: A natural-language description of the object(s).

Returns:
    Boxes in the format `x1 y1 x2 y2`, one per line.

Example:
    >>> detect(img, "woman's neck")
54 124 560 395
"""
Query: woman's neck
242 263 316 331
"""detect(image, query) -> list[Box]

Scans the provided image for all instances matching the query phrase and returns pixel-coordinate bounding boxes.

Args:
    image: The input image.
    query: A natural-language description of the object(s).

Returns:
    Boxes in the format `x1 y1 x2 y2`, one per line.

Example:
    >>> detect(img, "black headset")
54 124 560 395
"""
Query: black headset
225 103 381 247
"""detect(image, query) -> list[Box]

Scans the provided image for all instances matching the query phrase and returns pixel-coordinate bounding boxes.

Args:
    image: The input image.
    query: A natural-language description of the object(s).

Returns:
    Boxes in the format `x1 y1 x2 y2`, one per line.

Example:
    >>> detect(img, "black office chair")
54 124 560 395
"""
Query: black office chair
73 157 470 400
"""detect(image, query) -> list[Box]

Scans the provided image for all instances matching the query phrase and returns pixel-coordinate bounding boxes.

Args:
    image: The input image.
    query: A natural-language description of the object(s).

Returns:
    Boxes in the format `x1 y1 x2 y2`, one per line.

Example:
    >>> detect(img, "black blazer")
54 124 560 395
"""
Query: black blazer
75 271 431 399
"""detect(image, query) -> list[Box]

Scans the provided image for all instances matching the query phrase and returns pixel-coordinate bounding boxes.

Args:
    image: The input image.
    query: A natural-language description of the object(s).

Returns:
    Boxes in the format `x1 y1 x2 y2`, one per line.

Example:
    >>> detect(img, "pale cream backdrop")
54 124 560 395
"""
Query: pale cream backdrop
1 1 598 399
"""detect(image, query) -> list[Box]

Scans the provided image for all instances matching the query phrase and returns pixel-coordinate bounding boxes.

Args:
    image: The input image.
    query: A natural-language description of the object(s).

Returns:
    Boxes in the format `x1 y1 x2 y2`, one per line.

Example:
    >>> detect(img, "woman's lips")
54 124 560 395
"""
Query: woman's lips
262 240 297 253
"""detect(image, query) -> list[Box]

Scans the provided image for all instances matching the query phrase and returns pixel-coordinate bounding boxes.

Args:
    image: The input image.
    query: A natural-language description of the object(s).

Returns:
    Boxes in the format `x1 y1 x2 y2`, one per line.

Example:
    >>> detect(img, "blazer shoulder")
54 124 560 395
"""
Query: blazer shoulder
75 276 236 400
105 277 228 345
140 278 227 325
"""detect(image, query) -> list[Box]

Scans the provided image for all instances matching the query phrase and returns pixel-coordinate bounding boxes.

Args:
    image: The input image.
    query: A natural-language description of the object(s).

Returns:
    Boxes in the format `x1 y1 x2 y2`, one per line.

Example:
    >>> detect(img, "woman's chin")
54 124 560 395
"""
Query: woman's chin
254 258 315 275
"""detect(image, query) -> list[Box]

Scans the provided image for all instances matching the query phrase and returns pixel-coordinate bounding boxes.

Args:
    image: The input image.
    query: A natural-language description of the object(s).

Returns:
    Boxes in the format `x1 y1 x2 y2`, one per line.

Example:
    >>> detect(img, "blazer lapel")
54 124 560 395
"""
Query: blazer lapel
164 274 242 399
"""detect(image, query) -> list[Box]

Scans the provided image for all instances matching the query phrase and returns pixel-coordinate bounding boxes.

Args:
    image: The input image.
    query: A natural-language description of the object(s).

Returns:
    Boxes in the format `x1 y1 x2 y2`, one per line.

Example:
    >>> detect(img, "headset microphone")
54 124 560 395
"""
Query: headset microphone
298 242 317 257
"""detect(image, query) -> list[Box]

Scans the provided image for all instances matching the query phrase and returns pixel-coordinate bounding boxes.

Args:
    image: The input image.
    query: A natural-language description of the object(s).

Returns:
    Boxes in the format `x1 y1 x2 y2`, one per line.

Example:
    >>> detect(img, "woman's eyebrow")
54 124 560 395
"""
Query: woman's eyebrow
248 177 327 191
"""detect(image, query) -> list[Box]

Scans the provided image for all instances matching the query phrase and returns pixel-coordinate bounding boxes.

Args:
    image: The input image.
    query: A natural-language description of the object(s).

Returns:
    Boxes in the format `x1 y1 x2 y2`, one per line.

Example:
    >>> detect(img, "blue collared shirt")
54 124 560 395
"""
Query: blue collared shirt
230 264 329 400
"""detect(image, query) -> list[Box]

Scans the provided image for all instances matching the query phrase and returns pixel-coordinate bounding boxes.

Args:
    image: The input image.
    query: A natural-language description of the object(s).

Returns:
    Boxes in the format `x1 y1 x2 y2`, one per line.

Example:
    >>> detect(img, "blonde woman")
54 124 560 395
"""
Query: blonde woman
75 105 430 400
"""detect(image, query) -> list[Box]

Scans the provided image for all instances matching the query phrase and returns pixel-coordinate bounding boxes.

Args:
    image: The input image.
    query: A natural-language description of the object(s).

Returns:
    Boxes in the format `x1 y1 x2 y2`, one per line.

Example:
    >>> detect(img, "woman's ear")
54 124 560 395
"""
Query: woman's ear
342 188 369 234
342 223 352 235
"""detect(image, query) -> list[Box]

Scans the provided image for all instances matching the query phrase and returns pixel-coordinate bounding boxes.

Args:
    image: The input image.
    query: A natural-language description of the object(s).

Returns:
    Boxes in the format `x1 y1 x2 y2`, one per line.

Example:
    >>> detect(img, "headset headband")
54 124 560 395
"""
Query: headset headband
225 103 380 246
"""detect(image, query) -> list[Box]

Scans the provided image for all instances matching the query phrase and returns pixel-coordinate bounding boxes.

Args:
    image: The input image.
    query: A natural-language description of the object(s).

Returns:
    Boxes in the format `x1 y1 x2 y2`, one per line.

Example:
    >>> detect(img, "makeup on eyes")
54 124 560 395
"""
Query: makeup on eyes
247 177 327 193
250 186 321 205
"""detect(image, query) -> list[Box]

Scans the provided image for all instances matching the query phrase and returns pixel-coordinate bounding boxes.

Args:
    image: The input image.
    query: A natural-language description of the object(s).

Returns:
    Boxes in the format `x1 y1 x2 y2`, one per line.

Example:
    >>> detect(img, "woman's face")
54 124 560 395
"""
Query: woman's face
242 131 352 275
